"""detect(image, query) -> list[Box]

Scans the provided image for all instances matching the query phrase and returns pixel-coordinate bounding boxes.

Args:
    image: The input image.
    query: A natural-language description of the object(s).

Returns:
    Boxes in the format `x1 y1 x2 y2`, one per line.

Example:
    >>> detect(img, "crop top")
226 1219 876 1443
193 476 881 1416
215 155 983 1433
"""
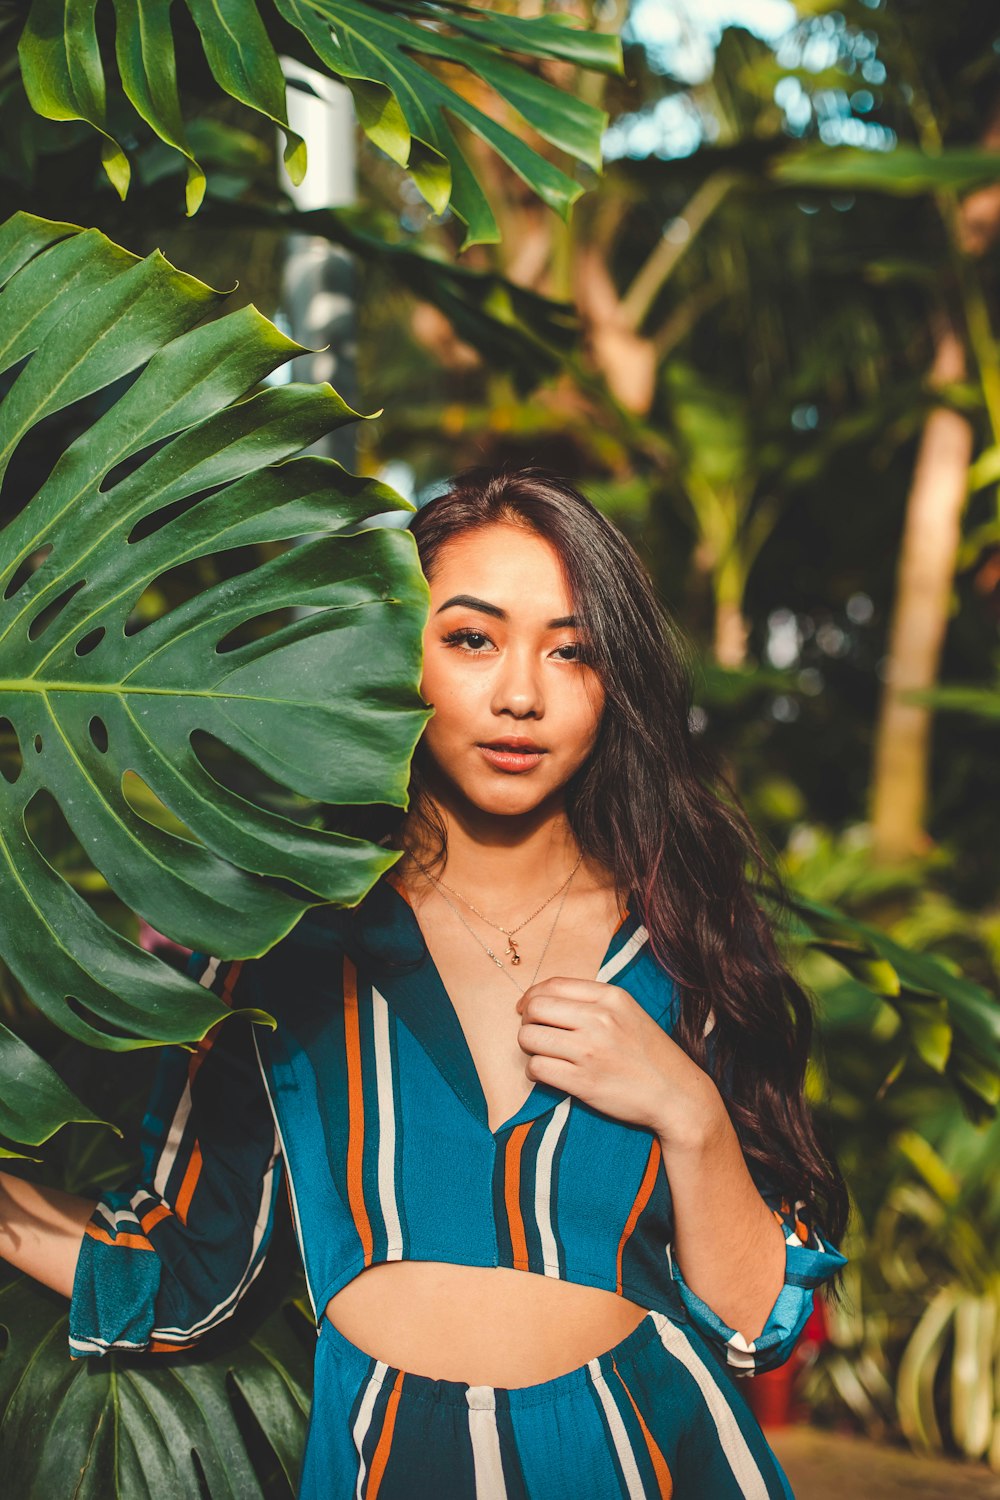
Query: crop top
68 873 847 1378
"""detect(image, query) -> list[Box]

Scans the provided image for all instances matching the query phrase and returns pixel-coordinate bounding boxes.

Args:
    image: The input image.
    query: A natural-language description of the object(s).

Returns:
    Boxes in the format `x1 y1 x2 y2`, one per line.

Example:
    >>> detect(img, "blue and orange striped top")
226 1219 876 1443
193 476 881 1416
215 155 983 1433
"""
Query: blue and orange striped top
68 873 847 1377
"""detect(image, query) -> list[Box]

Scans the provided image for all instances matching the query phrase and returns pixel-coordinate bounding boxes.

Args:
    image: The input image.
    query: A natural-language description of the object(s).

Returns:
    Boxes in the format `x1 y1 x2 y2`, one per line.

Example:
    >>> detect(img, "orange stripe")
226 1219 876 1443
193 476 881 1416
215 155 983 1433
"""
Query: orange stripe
616 1137 661 1294
160 960 242 1227
610 1354 674 1496
220 959 243 1008
139 1202 173 1233
85 1224 154 1251
175 1138 202 1225
365 1369 406 1497
169 1041 213 1219
504 1122 532 1268
147 1337 198 1354
343 955 374 1264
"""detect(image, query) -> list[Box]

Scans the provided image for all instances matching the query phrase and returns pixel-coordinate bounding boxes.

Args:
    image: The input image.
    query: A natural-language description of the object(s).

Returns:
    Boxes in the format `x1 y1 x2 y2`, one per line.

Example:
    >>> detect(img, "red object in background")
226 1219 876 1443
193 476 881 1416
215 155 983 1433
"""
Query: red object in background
137 917 192 966
744 1294 829 1429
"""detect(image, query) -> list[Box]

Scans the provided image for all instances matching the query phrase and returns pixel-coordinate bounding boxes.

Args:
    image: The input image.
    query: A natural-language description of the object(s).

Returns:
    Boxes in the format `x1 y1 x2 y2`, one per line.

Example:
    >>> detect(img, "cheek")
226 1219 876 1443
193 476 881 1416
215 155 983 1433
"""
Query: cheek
418 651 483 728
563 677 605 756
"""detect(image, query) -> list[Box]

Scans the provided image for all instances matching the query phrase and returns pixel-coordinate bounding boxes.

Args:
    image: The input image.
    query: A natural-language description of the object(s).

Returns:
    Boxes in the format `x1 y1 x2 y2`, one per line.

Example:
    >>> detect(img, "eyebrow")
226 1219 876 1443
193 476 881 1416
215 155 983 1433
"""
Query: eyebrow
436 594 578 629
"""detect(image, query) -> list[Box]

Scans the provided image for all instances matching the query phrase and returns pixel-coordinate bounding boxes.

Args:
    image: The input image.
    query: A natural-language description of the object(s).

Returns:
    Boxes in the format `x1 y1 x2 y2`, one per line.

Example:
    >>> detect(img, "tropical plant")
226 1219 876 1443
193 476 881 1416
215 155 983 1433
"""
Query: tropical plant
800 1102 1000 1471
0 208 430 1489
10 0 622 244
0 209 432 1156
1 2 627 395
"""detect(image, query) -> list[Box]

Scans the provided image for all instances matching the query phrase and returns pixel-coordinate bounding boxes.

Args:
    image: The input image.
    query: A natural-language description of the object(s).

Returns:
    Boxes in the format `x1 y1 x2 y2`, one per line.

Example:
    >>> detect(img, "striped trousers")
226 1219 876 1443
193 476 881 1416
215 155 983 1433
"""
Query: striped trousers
299 1306 796 1498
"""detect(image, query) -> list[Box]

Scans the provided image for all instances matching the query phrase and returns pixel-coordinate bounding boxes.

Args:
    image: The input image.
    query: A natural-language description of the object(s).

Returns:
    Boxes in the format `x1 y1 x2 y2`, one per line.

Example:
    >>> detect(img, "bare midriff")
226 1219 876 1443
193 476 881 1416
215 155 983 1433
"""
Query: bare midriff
329 869 654 1385
324 1264 651 1386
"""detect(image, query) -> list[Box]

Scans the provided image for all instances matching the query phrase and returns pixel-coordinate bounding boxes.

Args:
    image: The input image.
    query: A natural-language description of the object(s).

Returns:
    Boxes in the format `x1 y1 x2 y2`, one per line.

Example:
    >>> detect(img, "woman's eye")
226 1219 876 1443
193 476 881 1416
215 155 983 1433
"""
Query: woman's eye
553 643 583 661
443 628 493 652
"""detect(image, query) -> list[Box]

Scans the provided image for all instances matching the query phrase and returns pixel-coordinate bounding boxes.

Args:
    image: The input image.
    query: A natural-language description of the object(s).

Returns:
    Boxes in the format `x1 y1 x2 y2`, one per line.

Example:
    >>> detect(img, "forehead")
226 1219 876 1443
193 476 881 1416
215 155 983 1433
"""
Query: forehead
427 522 573 610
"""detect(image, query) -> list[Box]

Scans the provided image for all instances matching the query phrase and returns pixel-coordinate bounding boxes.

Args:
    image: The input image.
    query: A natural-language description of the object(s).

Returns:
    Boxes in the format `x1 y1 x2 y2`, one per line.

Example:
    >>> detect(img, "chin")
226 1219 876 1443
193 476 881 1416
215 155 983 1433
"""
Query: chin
458 773 557 819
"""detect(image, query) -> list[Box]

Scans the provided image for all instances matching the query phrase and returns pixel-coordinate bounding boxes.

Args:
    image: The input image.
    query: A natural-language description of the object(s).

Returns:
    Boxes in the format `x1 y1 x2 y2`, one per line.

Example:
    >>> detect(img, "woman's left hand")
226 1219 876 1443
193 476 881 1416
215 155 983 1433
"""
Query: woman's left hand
515 977 725 1152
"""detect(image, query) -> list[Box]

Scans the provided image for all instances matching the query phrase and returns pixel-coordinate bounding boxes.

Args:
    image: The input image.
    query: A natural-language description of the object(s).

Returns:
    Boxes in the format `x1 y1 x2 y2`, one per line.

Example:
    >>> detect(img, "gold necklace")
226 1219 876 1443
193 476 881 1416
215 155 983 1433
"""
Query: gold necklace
412 857 580 993
408 851 584 965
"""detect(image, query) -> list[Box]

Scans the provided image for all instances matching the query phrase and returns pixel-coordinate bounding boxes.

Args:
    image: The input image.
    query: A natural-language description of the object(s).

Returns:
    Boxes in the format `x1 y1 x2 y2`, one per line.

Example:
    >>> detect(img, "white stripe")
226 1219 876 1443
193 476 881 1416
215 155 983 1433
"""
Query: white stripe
94 1202 143 1232
533 1097 572 1275
69 1334 149 1353
252 1028 320 1320
352 1365 390 1500
649 1310 771 1499
152 956 219 1198
372 987 404 1261
586 1359 647 1500
149 1122 282 1339
598 925 649 984
153 1079 193 1199
725 1334 758 1374
465 1388 509 1498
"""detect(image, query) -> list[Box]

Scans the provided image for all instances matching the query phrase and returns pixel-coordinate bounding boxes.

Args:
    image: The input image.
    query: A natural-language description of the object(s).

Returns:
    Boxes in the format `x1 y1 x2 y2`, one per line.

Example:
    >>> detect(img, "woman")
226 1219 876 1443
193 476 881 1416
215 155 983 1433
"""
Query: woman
1 466 848 1498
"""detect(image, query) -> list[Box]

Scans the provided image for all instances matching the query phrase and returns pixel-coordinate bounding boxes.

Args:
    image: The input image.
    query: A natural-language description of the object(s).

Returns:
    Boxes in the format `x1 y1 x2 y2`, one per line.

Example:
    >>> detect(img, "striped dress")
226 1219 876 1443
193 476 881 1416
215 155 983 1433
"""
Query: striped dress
69 873 847 1497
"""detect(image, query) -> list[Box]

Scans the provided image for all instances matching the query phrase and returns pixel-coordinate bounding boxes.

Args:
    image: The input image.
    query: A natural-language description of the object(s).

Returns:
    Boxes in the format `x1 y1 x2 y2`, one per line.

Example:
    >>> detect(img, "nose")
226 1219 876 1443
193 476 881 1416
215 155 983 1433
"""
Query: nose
490 641 543 720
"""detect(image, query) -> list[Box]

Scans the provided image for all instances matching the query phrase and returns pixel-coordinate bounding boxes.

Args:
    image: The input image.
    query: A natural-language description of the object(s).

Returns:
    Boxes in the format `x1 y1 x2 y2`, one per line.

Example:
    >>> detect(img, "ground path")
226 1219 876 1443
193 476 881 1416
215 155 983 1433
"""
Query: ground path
769 1428 1000 1498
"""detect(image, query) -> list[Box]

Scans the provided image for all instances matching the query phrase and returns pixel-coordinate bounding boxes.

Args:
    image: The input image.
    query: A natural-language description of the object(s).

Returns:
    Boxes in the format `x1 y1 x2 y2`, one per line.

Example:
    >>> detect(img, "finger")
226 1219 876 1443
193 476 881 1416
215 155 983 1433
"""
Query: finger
517 1022 587 1063
516 996 598 1031
517 977 605 1009
525 1053 577 1089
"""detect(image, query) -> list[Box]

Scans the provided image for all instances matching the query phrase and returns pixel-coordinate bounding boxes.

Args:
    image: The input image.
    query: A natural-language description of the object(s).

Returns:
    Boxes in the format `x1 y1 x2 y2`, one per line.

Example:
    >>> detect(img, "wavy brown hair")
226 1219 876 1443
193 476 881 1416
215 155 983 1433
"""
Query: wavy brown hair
398 463 849 1252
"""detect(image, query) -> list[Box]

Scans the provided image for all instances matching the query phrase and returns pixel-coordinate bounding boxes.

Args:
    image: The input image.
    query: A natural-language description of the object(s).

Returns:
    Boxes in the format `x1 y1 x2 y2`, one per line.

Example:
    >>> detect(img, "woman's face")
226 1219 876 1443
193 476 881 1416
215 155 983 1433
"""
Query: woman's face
417 521 605 820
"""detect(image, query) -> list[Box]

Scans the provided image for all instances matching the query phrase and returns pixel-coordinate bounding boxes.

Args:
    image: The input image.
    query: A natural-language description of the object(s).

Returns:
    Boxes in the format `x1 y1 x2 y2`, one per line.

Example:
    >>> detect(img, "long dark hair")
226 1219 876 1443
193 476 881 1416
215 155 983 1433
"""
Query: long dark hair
399 463 849 1251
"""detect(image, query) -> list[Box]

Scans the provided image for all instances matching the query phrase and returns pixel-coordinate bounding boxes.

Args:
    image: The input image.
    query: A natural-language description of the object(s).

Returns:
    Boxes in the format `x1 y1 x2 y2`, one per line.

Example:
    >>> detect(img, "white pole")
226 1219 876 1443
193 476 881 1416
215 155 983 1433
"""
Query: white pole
279 60 358 469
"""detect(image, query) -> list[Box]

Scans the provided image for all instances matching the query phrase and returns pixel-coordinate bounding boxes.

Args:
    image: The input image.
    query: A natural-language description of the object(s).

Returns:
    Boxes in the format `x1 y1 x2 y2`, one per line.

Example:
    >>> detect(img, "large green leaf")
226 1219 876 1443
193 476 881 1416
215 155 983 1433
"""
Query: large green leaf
0 212 430 1144
0 1255 314 1496
15 0 622 243
0 1021 121 1160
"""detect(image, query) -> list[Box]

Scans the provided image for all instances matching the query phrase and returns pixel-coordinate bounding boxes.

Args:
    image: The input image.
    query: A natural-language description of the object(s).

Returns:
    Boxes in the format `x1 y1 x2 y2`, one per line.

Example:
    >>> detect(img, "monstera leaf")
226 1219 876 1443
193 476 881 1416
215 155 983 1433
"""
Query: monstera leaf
0 211 430 1149
0 1250 315 1496
15 0 622 244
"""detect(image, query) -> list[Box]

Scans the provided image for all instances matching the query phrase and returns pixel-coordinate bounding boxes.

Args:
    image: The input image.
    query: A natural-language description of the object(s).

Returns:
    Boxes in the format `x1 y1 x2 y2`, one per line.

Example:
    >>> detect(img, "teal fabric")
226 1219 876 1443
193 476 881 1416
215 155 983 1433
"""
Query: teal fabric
303 1304 797 1499
69 872 844 1495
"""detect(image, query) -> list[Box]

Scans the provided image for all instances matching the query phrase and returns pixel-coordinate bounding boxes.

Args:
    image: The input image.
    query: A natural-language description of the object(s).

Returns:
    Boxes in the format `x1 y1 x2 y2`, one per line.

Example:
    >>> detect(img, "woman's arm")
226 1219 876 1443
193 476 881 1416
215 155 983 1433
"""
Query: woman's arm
3 952 285 1360
0 1173 97 1298
515 972 848 1374
656 1071 848 1377
656 1083 787 1343
68 966 284 1359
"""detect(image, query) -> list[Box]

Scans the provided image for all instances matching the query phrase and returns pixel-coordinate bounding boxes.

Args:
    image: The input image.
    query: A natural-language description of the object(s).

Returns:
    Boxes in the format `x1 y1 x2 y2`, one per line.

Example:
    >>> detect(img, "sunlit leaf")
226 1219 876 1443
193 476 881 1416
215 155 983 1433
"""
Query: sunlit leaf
0 213 429 1091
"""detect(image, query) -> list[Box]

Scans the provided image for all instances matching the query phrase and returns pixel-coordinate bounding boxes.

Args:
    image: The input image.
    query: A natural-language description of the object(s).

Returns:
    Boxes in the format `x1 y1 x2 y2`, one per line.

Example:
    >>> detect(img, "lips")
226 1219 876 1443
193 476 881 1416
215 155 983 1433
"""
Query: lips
477 739 547 773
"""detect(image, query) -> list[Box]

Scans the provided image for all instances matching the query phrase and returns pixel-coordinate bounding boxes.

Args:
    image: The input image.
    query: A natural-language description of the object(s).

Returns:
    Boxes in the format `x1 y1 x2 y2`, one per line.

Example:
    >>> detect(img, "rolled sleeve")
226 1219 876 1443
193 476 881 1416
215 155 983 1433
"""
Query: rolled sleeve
68 953 283 1359
668 1181 848 1377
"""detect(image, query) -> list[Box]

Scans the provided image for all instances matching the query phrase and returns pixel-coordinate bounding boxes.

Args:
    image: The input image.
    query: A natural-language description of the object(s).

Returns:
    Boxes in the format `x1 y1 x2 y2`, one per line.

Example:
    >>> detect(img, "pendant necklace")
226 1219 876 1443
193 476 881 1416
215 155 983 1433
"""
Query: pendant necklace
407 854 582 992
409 851 583 966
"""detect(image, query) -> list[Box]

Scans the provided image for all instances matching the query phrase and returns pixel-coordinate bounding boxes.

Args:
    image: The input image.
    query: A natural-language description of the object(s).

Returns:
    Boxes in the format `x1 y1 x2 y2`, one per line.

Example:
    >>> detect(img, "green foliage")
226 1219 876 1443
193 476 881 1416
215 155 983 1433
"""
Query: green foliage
0 1251 314 1495
0 212 431 1149
14 0 623 245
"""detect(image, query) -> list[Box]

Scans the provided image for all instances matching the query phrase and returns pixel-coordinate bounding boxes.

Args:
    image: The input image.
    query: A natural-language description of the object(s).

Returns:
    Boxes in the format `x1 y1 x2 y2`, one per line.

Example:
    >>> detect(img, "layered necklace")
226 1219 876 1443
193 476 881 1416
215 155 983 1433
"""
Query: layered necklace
407 851 584 993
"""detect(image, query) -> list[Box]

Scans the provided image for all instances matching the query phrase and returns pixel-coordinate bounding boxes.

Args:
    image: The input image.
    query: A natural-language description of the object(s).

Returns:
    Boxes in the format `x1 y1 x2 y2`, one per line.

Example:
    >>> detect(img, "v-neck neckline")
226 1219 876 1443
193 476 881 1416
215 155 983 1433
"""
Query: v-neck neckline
372 871 646 1139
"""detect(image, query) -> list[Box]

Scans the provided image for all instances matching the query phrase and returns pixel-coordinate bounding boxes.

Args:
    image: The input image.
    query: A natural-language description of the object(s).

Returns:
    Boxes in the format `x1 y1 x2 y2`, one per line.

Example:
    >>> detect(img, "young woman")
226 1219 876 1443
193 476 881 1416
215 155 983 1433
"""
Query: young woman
1 466 848 1498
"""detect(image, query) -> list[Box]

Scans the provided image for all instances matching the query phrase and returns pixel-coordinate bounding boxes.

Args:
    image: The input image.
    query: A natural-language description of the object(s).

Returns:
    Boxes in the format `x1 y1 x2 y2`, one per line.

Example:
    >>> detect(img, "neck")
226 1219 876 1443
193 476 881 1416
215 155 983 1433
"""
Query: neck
400 784 584 906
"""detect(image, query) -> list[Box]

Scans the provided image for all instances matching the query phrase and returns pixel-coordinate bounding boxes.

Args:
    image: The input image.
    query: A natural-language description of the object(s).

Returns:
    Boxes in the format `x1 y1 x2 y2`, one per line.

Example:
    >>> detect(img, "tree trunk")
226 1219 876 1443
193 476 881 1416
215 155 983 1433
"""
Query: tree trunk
869 322 974 860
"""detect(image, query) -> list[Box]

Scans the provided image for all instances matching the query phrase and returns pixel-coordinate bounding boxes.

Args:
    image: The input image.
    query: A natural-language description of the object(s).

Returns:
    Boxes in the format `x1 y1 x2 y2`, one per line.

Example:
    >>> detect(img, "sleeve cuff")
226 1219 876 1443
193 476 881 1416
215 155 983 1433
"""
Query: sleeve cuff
68 1193 162 1358
668 1227 848 1377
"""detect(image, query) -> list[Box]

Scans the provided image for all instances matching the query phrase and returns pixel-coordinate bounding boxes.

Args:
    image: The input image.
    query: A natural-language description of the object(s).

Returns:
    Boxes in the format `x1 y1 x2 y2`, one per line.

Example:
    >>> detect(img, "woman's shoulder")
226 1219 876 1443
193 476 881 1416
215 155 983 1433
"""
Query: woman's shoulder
247 872 423 989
